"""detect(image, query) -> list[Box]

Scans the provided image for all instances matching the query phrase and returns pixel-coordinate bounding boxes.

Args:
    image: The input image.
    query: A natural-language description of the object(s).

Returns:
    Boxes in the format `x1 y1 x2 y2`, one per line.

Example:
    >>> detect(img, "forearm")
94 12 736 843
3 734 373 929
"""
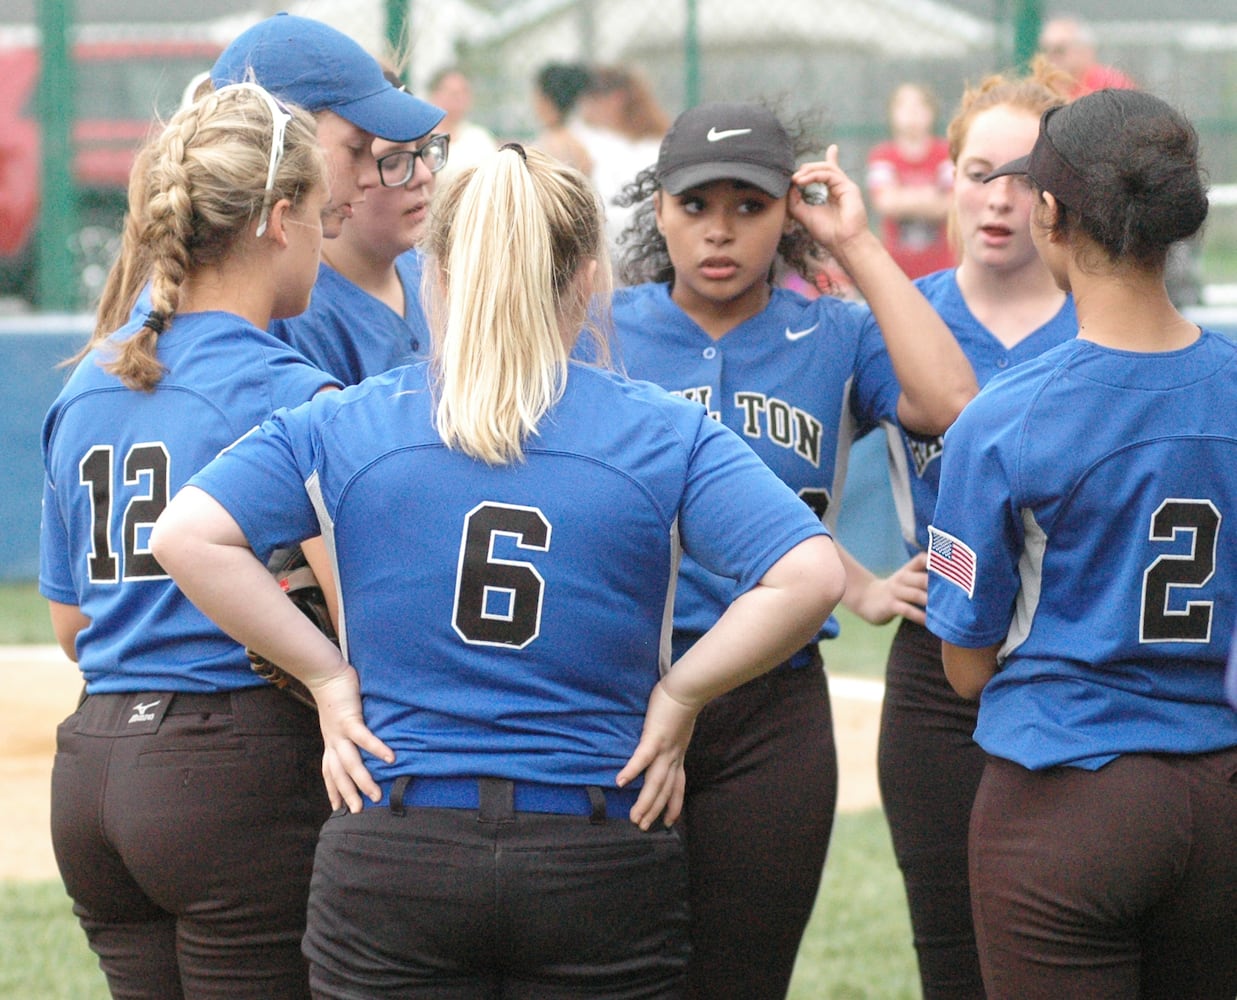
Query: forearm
662 535 844 709
151 488 347 689
834 230 977 434
941 640 1000 700
872 185 951 222
48 600 89 662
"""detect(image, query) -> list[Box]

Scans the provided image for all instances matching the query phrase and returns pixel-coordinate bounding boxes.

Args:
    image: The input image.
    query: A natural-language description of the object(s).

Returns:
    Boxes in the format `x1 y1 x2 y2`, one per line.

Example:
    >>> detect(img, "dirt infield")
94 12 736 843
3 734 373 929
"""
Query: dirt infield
0 648 883 882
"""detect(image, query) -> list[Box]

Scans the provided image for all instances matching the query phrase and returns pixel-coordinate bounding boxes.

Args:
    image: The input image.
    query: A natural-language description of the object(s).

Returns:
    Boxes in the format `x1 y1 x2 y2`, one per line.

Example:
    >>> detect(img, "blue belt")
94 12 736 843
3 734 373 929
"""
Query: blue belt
374 775 640 822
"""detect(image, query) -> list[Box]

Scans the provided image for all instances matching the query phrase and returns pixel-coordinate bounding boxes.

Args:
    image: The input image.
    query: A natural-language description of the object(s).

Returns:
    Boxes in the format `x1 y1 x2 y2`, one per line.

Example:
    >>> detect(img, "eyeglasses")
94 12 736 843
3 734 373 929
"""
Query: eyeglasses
376 134 450 187
217 82 294 237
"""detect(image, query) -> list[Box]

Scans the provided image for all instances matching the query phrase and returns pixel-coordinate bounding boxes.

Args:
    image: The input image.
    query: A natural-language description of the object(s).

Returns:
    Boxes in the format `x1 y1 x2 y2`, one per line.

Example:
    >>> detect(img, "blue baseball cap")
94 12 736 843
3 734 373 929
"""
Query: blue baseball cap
211 13 444 142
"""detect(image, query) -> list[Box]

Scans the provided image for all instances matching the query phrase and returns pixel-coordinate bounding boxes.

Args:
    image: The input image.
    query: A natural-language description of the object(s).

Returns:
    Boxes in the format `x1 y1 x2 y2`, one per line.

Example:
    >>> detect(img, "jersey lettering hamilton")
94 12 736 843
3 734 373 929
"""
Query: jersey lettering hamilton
908 434 944 477
675 386 824 469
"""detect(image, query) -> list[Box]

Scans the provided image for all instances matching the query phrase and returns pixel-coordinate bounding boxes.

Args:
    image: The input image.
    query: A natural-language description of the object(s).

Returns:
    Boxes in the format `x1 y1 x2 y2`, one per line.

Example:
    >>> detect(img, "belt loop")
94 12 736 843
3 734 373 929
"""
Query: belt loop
586 786 607 825
478 778 515 823
390 775 412 816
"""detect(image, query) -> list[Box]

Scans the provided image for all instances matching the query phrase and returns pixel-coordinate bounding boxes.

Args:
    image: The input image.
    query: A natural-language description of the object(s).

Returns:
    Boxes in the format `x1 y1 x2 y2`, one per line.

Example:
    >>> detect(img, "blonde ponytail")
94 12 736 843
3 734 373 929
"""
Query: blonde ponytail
425 145 609 464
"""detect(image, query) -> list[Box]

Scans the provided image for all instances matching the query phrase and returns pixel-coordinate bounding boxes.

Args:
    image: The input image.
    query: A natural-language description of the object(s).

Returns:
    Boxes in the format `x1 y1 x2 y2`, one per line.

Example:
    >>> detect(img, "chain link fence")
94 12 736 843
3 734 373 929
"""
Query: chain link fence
403 0 1237 294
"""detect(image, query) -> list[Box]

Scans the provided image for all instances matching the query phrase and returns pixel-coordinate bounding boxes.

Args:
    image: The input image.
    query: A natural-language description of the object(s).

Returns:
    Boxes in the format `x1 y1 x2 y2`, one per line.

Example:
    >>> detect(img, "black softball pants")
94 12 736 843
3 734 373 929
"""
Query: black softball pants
970 748 1237 1000
680 653 837 1000
50 686 330 1000
304 782 689 999
877 618 987 999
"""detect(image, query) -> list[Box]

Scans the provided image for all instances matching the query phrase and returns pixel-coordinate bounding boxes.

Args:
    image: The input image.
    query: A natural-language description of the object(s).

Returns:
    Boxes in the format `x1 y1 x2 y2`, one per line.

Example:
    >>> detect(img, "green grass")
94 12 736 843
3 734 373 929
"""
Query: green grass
0 882 108 999
0 582 56 645
824 605 899 680
0 583 916 997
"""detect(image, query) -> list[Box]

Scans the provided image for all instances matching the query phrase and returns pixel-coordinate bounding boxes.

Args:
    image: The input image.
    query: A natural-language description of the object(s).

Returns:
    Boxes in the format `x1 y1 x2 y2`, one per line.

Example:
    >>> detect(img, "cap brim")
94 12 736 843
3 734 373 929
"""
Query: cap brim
335 87 445 142
982 154 1031 183
660 161 791 198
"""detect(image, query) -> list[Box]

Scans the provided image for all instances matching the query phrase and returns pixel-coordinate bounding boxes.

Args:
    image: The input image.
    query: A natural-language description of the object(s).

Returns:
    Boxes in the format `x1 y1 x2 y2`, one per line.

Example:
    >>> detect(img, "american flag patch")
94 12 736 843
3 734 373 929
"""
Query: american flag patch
927 526 976 598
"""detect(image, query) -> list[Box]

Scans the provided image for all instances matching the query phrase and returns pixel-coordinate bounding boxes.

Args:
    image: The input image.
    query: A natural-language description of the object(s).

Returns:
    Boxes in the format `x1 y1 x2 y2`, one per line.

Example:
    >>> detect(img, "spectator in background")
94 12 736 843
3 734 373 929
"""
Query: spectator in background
428 66 497 187
577 64 670 258
866 82 957 280
531 61 594 176
1038 14 1136 99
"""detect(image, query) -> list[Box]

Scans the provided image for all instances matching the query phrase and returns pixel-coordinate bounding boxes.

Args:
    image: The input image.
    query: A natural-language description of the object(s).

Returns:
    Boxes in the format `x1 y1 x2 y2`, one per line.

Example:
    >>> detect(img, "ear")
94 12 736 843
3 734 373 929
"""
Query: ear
653 190 666 235
1037 190 1064 237
264 199 294 248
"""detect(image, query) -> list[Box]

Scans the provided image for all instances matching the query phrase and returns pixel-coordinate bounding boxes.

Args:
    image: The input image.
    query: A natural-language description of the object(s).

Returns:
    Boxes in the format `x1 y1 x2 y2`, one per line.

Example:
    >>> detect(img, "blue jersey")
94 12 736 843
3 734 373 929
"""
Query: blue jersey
612 282 894 650
189 361 827 791
1228 624 1237 709
39 311 340 694
270 249 431 384
927 332 1237 769
884 269 1077 555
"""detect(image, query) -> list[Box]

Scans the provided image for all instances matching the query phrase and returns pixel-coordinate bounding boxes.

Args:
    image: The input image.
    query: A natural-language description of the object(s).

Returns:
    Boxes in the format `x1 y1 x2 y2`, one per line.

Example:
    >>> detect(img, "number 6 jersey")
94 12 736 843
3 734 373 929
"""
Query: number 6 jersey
188 361 828 792
926 330 1237 770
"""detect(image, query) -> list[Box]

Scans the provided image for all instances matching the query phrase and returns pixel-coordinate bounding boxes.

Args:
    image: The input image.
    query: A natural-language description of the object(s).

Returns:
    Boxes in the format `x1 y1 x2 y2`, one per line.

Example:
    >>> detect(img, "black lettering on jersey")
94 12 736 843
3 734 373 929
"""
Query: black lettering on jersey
733 392 823 468
78 442 171 584
1139 498 1220 643
674 386 720 422
908 435 944 477
799 488 831 521
453 502 550 649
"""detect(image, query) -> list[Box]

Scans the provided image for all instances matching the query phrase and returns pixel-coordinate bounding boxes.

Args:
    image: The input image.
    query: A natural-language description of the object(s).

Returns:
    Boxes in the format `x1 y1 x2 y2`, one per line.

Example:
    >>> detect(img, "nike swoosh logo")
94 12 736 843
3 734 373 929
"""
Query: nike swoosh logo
785 323 819 342
706 127 752 142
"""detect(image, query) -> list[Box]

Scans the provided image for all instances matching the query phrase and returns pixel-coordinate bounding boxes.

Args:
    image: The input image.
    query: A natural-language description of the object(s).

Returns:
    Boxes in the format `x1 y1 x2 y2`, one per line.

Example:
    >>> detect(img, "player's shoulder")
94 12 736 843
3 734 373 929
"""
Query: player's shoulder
570 362 714 433
913 267 958 302
955 339 1082 429
612 281 672 320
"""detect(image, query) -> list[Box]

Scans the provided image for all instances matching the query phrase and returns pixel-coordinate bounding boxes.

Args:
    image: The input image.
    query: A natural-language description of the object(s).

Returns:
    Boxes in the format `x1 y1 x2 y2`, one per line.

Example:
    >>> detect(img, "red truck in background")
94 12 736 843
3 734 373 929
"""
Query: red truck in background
0 35 222 309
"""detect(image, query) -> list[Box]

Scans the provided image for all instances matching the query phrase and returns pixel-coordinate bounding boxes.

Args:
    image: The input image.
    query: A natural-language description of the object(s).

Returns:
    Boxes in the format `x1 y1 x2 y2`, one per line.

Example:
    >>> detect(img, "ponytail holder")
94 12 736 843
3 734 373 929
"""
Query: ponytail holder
141 310 167 335
499 142 528 162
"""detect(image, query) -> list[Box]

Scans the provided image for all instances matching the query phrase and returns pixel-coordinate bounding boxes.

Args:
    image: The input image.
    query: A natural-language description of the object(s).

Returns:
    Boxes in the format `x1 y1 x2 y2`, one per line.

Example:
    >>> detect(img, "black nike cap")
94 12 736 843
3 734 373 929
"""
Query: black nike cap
656 102 795 198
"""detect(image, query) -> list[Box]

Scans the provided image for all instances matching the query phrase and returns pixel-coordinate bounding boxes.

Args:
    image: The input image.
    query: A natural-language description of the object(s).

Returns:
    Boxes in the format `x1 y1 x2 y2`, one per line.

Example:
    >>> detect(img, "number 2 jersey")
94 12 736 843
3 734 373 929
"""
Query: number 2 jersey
39 312 340 693
187 361 829 791
927 331 1237 769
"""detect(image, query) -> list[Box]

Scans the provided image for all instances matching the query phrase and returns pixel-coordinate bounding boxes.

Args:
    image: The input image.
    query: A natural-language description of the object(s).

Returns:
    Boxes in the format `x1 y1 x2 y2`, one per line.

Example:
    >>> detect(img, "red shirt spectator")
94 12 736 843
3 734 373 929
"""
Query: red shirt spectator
866 83 956 279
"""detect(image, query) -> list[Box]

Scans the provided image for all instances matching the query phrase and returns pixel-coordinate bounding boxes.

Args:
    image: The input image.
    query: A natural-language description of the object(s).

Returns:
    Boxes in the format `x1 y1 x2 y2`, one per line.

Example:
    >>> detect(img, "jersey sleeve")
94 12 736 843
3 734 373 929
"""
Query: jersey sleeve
849 306 903 433
260 346 341 411
38 474 78 605
925 389 1025 648
677 408 829 596
187 399 326 562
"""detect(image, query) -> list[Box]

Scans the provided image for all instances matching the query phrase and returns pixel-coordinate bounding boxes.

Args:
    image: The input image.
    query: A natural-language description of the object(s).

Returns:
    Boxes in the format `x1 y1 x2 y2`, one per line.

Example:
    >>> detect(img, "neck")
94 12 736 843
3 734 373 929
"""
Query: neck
955 256 1067 349
175 258 274 330
321 242 405 313
1070 263 1197 352
670 280 772 340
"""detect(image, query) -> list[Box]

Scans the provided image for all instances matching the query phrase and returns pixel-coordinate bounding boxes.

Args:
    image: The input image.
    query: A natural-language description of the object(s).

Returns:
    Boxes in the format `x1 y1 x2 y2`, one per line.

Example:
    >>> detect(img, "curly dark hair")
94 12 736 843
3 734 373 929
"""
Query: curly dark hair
612 102 831 289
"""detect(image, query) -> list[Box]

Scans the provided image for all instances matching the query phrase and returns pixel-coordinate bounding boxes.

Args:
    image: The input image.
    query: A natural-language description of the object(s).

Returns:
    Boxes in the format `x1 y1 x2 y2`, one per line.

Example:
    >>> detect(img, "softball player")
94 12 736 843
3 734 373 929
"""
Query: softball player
271 67 447 384
927 89 1237 999
610 101 978 1000
855 64 1076 1000
152 145 846 999
39 86 341 998
93 15 443 351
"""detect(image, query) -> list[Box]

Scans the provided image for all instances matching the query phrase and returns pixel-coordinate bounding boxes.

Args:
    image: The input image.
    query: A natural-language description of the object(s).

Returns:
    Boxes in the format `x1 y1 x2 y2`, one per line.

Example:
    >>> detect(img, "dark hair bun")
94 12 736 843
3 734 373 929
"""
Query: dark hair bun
1050 89 1207 263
